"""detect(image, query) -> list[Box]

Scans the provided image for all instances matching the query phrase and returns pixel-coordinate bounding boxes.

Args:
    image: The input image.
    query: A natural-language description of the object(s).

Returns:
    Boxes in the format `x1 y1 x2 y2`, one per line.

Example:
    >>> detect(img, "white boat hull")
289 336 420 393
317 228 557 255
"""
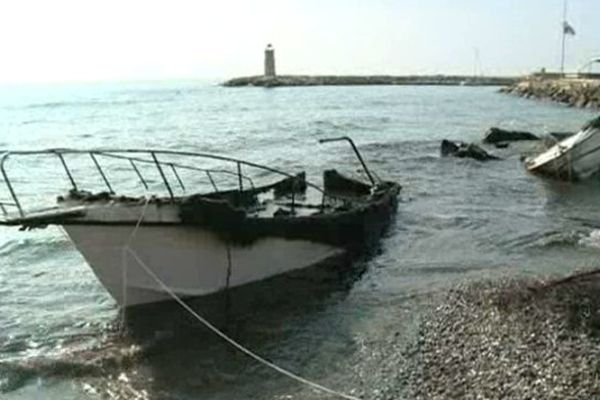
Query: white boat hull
63 225 345 306
525 126 600 180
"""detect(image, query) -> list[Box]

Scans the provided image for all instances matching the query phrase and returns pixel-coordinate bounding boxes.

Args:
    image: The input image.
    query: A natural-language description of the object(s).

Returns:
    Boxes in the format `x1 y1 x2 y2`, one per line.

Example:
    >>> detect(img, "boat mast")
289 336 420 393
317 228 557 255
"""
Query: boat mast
560 0 568 75
473 47 482 80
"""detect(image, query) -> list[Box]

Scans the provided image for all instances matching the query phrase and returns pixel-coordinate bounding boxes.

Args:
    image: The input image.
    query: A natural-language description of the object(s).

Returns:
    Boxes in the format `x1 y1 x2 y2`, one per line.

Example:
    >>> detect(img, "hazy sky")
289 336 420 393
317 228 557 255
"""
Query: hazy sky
0 0 598 83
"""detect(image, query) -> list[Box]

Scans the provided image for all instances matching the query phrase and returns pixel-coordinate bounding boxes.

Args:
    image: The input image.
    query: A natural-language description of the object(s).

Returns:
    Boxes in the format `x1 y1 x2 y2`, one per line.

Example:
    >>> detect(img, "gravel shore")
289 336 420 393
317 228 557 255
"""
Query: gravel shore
405 272 600 399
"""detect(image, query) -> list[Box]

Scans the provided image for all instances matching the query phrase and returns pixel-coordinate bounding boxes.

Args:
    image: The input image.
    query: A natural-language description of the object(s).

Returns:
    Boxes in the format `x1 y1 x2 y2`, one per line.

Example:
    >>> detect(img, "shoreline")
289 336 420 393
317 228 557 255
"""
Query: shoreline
222 75 521 88
403 272 600 399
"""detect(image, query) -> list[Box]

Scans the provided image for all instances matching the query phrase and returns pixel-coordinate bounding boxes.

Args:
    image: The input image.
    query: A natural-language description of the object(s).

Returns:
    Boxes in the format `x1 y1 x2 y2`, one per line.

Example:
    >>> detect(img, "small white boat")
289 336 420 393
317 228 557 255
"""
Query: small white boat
0 138 400 307
525 116 600 181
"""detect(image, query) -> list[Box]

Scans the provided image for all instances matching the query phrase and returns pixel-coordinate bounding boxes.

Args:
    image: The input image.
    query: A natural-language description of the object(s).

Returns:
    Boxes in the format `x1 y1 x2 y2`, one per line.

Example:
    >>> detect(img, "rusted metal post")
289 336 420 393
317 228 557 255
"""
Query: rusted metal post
206 171 219 192
291 179 296 213
56 152 78 191
170 164 185 192
90 153 114 193
0 155 24 217
237 162 243 192
318 136 376 186
129 159 149 190
151 152 174 200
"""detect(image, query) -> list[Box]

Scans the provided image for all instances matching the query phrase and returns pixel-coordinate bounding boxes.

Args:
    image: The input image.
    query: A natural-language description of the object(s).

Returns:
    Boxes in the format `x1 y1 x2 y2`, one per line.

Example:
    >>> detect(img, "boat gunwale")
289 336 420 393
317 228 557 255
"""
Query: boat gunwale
0 148 332 221
0 180 400 227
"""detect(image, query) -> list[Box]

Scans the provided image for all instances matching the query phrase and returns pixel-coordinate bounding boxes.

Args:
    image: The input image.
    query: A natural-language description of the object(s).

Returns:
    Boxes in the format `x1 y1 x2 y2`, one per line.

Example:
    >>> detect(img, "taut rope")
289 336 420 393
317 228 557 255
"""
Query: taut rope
121 198 363 400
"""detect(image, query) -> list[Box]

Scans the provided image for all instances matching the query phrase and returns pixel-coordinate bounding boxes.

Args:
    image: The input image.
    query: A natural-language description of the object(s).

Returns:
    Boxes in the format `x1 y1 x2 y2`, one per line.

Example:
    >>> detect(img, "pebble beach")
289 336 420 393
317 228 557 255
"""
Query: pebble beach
403 272 600 399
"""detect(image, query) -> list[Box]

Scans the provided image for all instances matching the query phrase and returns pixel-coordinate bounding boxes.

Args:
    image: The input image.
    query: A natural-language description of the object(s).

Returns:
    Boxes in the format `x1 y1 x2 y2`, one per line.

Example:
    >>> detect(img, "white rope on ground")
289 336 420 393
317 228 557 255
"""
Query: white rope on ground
122 197 363 400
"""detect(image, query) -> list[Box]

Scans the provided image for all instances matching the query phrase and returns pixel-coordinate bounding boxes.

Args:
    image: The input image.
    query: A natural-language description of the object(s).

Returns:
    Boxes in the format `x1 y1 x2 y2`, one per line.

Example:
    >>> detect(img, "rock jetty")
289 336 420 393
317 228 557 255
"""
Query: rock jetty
501 78 600 109
223 75 520 88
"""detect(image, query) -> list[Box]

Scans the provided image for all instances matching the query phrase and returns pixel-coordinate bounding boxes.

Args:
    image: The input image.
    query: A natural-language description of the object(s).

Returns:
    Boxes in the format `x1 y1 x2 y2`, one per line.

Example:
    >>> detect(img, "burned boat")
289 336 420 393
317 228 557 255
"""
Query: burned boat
525 116 600 181
0 137 400 306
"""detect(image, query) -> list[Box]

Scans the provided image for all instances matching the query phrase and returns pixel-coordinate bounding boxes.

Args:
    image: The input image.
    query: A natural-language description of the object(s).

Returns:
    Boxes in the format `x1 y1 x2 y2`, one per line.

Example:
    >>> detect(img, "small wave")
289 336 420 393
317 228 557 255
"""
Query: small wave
0 339 143 393
0 235 70 258
0 362 34 393
495 231 553 249
21 98 168 111
511 230 586 249
24 101 71 109
0 358 102 393
20 119 48 126
547 231 581 247
362 139 436 152
312 120 367 131
367 100 396 107
396 154 441 164
578 229 600 249
402 261 489 275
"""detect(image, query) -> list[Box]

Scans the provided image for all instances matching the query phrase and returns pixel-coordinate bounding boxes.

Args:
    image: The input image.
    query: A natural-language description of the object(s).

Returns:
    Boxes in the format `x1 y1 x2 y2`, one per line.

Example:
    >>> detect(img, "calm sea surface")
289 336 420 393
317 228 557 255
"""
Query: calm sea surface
0 82 598 399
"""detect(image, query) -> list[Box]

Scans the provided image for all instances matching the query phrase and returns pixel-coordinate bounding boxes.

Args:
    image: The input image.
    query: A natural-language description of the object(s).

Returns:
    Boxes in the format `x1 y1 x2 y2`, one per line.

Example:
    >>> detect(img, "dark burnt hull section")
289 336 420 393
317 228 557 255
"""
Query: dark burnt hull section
181 181 401 252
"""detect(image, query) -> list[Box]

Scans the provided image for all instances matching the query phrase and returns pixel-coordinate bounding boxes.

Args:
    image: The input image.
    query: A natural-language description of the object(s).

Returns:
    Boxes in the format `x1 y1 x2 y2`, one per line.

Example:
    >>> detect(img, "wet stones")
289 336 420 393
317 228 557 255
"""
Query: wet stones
501 79 600 109
483 127 539 144
440 139 500 161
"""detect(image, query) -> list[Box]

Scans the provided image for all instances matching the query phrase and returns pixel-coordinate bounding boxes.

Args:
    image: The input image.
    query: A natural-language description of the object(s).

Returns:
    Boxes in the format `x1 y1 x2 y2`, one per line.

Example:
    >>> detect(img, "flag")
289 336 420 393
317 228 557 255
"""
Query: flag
563 21 576 35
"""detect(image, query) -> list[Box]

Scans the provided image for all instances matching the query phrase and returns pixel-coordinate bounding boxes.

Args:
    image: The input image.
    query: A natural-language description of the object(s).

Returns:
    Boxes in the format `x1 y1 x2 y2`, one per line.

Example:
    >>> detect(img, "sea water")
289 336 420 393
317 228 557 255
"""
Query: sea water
0 81 598 399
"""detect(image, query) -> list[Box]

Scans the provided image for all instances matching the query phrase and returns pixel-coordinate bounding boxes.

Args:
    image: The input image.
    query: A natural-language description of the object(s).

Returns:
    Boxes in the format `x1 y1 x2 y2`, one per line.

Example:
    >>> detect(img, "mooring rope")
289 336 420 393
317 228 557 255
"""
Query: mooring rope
119 196 153 332
121 198 363 400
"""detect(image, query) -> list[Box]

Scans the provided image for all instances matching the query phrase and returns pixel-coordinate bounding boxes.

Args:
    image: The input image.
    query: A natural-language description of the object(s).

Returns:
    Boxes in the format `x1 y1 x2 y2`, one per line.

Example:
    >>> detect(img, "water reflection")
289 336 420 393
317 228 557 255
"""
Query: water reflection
117 257 370 398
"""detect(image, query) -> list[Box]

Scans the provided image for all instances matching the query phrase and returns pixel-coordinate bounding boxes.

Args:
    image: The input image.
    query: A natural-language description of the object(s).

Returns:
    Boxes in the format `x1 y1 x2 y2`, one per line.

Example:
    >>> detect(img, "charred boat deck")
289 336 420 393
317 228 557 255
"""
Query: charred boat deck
0 138 400 306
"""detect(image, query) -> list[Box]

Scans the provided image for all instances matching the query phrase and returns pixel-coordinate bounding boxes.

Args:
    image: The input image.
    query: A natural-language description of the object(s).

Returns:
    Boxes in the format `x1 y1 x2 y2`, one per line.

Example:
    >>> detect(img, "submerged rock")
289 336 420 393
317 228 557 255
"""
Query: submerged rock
483 127 539 144
440 139 500 161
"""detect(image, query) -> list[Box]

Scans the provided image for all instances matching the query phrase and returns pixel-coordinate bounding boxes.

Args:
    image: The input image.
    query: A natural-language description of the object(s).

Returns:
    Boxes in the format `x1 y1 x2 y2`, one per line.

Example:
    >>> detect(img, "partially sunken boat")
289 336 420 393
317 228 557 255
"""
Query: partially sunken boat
0 138 400 306
525 116 600 181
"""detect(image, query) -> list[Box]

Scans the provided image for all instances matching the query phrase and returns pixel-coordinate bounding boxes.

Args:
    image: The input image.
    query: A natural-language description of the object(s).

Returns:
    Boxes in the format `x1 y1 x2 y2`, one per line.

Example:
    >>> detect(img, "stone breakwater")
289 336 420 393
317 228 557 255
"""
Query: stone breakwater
500 78 600 108
223 75 520 88
405 275 600 399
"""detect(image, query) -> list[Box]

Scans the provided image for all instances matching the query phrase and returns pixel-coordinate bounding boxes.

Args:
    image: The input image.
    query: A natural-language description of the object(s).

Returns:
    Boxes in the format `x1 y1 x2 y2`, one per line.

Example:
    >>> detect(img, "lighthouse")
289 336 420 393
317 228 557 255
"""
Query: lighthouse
264 44 276 77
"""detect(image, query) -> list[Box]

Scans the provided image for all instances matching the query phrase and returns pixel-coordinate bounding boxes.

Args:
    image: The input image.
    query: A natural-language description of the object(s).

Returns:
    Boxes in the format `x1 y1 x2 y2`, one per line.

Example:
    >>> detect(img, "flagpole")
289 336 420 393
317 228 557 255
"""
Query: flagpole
560 0 568 75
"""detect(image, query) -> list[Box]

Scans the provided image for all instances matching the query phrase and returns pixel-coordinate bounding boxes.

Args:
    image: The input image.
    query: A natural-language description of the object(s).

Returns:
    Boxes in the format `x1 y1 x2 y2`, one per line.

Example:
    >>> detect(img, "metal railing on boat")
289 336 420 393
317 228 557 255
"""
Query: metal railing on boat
0 148 327 219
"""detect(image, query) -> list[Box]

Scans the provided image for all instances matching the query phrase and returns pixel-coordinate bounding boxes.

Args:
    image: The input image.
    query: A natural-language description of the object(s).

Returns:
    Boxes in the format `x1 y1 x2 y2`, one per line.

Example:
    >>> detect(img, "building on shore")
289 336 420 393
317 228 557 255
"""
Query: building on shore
264 44 276 77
